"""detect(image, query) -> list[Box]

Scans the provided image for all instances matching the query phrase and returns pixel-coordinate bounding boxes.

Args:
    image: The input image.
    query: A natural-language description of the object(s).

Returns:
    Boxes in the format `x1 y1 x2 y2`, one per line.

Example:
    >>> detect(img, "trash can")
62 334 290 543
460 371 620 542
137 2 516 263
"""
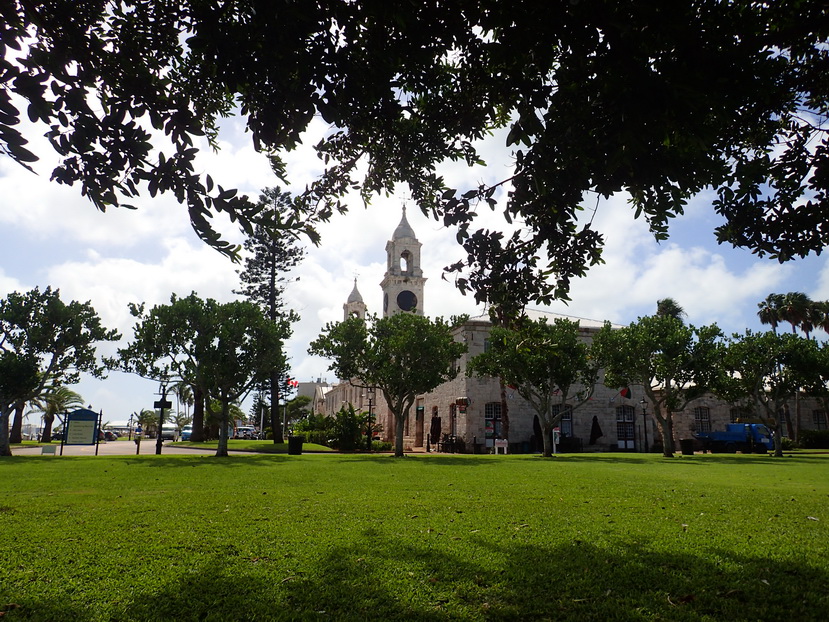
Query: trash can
680 439 695 456
288 435 304 456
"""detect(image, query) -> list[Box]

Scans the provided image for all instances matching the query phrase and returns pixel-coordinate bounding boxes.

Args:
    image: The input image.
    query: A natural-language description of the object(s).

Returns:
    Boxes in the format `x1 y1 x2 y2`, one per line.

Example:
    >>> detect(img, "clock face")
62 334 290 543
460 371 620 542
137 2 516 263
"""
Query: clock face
397 290 417 311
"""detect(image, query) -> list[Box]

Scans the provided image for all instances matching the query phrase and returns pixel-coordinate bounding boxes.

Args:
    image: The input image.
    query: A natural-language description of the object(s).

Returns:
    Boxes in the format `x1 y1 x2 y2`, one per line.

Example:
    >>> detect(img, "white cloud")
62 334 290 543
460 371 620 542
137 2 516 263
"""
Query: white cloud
2 102 825 420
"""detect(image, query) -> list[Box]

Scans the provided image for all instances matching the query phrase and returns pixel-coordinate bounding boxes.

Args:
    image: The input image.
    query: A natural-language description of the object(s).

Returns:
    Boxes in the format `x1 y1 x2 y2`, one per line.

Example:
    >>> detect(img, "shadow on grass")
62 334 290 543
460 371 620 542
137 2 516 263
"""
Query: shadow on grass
271 537 828 621
117 454 294 468
15 532 825 621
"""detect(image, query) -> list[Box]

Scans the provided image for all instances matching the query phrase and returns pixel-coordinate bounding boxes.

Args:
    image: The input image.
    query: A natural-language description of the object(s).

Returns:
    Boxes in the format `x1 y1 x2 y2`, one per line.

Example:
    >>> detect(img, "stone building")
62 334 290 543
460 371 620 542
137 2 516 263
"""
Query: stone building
318 209 828 452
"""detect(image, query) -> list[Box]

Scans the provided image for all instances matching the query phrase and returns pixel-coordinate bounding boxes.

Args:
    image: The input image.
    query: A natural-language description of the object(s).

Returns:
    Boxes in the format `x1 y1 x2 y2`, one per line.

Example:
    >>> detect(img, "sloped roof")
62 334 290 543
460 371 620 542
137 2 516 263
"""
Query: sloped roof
392 206 417 240
466 307 623 329
347 279 364 304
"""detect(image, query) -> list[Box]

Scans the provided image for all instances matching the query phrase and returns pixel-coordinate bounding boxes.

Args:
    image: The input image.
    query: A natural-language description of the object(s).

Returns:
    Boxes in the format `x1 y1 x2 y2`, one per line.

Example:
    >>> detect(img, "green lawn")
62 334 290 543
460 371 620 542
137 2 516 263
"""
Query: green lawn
1 453 827 621
172 439 334 453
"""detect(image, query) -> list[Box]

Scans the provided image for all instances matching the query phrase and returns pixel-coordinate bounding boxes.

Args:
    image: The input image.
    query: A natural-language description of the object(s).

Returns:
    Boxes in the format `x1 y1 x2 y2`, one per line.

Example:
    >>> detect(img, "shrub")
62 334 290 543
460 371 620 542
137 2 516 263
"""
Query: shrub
301 430 332 447
330 405 363 451
799 429 829 449
781 436 799 450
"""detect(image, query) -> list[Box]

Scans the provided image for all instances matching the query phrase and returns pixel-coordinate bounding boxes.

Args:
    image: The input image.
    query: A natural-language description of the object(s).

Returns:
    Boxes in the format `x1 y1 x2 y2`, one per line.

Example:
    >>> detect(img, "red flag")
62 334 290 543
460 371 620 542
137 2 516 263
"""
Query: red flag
619 387 632 399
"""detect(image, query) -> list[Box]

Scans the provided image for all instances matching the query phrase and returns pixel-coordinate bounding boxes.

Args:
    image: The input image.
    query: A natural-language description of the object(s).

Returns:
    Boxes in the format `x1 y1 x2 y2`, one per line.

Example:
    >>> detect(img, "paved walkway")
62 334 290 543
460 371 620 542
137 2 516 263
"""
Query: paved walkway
12 441 439 457
11 440 218 457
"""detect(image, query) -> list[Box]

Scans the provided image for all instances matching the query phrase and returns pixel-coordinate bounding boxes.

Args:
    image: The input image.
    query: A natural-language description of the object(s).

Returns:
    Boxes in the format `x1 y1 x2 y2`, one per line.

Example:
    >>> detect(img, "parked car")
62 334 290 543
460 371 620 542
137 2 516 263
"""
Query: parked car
180 425 193 441
235 426 257 439
160 425 179 441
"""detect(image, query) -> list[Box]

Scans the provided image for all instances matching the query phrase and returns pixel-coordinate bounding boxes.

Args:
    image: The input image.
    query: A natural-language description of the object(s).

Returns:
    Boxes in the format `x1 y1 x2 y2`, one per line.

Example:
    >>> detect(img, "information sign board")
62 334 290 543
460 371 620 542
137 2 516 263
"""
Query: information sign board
64 409 99 445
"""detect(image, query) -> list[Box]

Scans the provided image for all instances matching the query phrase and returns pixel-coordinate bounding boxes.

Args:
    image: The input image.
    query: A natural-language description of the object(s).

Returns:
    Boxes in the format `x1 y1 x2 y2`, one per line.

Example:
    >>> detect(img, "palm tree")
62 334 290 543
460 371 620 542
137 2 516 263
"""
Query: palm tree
173 411 192 429
28 386 84 442
174 381 193 419
136 408 158 437
656 298 686 321
779 292 812 335
803 300 827 340
813 300 829 336
757 293 784 334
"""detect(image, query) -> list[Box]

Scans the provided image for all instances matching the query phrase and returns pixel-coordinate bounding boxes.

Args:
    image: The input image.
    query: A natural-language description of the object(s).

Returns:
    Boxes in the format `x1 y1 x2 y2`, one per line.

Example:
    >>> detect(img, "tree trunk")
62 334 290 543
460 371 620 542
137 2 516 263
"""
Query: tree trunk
499 378 510 441
191 386 205 442
41 412 55 443
394 412 405 457
784 409 795 439
661 414 675 457
0 408 12 456
773 412 785 457
215 405 230 457
9 400 24 444
541 422 553 457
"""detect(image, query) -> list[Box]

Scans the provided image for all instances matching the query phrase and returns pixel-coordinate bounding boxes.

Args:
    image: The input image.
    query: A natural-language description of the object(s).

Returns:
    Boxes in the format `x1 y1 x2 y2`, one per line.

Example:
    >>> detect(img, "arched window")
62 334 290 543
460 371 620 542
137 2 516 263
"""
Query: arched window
400 250 412 274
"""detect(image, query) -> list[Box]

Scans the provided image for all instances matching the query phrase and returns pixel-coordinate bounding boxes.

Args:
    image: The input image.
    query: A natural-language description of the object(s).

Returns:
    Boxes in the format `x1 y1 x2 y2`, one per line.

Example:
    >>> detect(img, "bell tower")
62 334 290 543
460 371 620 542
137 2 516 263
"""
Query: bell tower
343 278 367 320
380 206 426 316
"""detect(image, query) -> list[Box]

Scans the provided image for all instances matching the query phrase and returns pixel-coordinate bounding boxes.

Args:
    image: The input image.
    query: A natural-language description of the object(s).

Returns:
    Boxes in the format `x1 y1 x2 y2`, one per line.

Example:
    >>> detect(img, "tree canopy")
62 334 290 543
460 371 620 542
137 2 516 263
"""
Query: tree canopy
467 317 598 457
0 286 119 456
309 313 467 457
593 315 724 457
719 329 819 456
114 293 287 456
2 2 827 307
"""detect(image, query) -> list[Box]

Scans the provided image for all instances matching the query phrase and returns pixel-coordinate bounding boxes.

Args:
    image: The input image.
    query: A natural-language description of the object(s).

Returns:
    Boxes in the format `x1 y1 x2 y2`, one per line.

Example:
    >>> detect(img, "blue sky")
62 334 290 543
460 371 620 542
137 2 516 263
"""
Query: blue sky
1 113 827 425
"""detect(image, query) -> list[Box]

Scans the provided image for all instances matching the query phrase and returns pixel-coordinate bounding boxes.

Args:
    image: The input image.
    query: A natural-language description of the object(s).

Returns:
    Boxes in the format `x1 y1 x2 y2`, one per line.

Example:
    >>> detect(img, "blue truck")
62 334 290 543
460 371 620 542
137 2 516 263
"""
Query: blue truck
695 423 774 454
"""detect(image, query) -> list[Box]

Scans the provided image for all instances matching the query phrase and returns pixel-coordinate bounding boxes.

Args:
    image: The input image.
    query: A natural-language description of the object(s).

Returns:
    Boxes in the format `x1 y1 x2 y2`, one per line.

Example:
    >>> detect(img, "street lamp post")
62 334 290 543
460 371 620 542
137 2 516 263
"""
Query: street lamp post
365 387 375 451
640 399 649 453
154 381 172 455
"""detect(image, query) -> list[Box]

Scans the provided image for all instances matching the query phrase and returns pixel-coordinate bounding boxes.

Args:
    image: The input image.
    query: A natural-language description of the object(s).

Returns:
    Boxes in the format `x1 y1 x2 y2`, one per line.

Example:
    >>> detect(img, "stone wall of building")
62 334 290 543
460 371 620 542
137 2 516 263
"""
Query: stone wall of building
315 316 828 453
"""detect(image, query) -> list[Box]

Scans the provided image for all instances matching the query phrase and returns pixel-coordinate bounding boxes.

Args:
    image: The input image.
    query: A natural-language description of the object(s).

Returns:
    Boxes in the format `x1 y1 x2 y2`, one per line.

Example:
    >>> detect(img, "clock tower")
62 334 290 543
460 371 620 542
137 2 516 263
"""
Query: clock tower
380 206 426 317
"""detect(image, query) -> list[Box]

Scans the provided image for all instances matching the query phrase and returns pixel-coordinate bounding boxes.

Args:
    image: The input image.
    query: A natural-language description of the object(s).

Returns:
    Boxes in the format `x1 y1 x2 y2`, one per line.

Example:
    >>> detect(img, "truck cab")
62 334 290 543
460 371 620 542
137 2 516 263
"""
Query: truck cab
695 423 774 453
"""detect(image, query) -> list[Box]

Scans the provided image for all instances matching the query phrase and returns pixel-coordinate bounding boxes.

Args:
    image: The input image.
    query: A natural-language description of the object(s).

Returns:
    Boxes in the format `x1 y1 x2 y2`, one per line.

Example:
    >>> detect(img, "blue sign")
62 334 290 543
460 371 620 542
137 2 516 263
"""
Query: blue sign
64 408 99 446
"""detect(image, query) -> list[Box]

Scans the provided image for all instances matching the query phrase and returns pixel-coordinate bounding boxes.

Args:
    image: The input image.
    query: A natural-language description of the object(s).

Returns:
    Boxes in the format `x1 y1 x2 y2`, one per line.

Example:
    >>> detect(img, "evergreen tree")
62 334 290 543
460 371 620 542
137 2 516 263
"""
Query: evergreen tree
235 187 304 444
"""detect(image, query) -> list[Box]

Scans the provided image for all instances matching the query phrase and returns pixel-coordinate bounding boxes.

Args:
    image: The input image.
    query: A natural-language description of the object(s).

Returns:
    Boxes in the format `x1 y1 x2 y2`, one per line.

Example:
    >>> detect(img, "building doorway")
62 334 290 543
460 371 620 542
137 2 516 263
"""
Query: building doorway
415 403 424 447
616 405 635 450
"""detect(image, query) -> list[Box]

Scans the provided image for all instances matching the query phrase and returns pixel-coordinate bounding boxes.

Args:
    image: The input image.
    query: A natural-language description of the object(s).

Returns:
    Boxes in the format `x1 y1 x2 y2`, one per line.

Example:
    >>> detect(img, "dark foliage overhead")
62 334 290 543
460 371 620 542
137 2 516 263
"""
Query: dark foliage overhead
2 1 827 308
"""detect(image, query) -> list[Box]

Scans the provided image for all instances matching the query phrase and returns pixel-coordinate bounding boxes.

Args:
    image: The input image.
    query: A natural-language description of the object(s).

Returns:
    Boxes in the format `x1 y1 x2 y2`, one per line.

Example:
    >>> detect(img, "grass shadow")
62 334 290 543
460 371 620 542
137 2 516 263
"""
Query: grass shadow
18 529 821 621
276 532 828 620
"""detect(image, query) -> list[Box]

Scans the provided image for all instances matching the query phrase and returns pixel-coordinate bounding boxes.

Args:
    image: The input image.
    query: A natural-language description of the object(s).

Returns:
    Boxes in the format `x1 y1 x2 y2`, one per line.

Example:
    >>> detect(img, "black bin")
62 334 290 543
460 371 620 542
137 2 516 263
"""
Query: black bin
680 439 695 456
288 435 304 455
